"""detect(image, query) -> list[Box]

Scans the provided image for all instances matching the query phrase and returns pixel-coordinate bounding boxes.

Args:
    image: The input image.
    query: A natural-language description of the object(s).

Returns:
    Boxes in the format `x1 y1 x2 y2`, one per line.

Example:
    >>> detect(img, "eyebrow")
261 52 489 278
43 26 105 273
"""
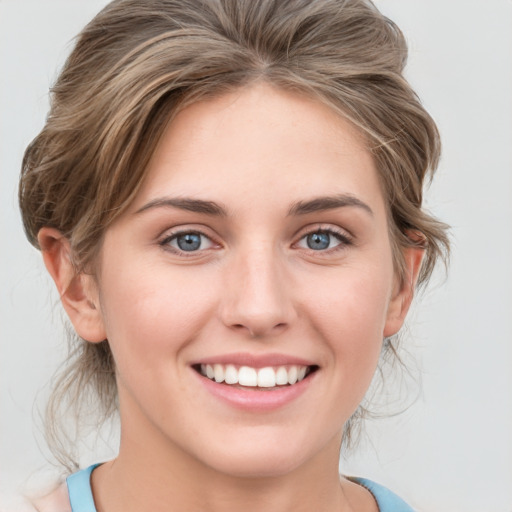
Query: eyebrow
135 197 228 216
135 193 373 217
287 194 373 216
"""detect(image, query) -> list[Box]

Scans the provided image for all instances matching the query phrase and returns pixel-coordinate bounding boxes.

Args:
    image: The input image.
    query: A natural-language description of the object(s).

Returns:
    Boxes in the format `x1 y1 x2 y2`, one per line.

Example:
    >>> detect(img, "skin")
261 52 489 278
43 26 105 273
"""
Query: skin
39 83 423 512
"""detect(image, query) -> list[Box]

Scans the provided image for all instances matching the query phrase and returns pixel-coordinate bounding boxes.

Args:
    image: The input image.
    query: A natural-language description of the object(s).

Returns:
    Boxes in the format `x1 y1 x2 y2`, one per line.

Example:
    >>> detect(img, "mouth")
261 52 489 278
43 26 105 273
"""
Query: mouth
193 363 319 390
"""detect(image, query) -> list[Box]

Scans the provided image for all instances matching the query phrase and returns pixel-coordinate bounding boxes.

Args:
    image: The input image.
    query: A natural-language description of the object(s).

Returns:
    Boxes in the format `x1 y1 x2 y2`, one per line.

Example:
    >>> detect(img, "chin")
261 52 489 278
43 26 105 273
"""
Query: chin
192 430 323 479
206 452 306 479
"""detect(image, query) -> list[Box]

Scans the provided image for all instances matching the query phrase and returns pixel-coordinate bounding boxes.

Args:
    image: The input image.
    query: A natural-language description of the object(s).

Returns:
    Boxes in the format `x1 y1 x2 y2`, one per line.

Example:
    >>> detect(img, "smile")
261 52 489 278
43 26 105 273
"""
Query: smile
197 364 316 388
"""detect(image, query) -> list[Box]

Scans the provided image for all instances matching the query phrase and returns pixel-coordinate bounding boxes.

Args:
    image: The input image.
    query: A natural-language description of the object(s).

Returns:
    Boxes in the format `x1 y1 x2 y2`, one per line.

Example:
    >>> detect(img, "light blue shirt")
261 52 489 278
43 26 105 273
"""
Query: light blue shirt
67 464 415 511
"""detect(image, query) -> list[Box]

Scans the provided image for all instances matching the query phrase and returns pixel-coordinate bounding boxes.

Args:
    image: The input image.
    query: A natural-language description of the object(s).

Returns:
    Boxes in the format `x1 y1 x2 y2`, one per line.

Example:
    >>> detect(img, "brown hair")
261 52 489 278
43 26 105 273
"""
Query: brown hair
19 0 449 468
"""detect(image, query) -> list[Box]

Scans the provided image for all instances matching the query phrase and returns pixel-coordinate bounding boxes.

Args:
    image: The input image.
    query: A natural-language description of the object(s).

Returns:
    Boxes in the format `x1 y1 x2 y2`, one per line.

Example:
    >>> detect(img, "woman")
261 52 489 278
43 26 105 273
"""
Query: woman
19 0 449 510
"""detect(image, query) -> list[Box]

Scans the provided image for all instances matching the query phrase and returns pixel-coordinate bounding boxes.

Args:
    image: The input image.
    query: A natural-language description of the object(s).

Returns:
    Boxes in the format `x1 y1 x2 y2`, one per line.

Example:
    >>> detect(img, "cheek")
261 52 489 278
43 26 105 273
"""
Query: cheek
97 264 217 367
301 262 392 377
307 267 391 337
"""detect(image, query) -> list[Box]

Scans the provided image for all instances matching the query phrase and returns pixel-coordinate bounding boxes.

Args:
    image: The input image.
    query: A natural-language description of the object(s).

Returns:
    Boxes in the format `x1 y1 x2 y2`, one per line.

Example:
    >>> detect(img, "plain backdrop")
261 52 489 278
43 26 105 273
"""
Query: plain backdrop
1 1 511 511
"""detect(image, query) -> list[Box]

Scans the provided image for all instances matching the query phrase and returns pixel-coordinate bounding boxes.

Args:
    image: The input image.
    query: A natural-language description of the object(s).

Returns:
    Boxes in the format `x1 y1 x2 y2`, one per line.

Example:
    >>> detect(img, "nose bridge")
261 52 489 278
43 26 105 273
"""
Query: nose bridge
220 239 294 337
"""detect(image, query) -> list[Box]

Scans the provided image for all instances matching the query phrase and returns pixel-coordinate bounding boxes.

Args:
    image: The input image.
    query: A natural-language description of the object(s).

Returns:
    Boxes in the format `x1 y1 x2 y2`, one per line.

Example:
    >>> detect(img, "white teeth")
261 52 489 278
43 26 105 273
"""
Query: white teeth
288 365 298 385
199 363 311 388
275 366 288 385
213 364 224 383
224 364 238 384
238 366 258 386
257 367 276 388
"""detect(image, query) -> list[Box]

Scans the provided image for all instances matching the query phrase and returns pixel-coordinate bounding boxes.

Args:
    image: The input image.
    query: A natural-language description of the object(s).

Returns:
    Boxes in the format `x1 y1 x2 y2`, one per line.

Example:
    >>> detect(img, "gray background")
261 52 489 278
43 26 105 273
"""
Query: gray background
1 1 511 510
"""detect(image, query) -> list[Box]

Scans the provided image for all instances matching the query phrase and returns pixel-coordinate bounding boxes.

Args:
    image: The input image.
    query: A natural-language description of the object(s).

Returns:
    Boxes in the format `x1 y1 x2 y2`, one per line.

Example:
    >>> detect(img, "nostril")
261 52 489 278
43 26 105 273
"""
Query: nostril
228 322 287 338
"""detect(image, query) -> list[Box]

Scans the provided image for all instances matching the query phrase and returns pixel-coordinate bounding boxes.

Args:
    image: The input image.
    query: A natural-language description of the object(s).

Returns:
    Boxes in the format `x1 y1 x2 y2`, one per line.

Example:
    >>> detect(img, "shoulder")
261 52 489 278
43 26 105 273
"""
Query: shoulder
30 483 71 512
0 493 38 512
29 463 98 512
0 484 70 512
349 477 416 512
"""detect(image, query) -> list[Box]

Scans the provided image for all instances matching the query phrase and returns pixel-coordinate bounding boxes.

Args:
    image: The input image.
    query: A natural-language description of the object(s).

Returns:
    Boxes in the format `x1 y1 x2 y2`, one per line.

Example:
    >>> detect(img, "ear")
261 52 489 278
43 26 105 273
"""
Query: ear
38 227 107 343
383 243 425 338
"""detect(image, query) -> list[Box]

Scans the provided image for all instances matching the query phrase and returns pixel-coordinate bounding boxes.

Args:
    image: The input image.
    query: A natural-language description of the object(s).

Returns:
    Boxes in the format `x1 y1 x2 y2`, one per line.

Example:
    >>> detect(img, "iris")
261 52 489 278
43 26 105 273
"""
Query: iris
177 233 202 251
307 232 330 250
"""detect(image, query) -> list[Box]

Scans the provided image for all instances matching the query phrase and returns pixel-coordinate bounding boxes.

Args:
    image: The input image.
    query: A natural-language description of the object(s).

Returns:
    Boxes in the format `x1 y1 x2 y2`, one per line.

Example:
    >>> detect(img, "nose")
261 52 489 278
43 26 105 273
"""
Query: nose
219 244 296 338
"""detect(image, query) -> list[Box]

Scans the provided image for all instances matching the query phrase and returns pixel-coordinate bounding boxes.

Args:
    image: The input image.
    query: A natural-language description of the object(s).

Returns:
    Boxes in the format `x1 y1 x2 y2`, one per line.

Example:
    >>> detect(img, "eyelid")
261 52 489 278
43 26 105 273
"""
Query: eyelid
156 223 353 256
158 226 222 255
293 224 354 251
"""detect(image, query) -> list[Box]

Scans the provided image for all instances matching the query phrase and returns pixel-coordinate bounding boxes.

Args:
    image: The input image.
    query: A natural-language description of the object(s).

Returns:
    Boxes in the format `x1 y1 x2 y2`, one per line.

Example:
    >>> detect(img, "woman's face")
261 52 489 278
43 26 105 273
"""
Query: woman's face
87 83 414 477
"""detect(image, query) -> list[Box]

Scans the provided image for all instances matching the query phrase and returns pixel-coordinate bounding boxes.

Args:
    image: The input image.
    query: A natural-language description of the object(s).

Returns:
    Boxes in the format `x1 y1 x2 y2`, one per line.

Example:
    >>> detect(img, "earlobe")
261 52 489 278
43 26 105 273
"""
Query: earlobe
38 227 107 343
383 244 425 338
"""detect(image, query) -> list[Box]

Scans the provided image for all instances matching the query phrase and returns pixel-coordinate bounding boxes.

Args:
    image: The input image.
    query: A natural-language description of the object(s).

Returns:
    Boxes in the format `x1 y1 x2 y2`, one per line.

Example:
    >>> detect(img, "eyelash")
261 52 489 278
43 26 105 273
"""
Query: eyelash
295 227 353 253
159 230 217 257
158 226 353 256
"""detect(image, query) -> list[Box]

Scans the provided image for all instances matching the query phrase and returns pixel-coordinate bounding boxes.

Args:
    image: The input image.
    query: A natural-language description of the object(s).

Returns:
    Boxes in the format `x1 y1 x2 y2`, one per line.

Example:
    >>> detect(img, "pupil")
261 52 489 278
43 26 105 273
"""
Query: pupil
307 232 330 250
177 233 201 251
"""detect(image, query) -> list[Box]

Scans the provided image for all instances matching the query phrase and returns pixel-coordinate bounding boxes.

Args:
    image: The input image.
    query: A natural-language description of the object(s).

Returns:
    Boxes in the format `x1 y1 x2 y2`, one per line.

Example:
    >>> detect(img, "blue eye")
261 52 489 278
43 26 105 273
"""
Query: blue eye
307 232 331 250
176 233 202 251
297 229 350 251
161 231 214 253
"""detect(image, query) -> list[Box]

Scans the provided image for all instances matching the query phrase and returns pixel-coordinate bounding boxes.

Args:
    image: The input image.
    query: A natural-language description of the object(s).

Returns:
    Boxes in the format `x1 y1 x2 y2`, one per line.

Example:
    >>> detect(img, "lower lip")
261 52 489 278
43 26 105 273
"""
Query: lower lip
194 370 316 412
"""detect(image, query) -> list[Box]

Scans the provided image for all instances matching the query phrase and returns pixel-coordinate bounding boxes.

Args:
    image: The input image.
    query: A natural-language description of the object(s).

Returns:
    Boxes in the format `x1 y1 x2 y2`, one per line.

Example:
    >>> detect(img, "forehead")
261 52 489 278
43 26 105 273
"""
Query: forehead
131 83 385 217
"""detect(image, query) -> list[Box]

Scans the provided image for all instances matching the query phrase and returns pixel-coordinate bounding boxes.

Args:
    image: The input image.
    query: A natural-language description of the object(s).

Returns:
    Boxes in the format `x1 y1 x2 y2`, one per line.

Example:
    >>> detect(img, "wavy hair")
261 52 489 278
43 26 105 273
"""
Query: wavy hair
19 0 449 468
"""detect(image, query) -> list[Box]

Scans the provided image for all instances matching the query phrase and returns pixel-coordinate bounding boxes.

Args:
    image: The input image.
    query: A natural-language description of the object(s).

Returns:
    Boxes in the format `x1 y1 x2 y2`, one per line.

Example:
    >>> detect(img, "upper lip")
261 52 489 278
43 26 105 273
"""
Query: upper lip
191 352 317 368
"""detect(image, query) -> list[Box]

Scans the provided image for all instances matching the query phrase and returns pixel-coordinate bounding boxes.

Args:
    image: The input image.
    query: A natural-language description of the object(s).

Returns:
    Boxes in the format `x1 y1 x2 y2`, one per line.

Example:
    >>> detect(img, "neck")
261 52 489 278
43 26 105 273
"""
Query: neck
89 393 376 512
91 433 353 512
